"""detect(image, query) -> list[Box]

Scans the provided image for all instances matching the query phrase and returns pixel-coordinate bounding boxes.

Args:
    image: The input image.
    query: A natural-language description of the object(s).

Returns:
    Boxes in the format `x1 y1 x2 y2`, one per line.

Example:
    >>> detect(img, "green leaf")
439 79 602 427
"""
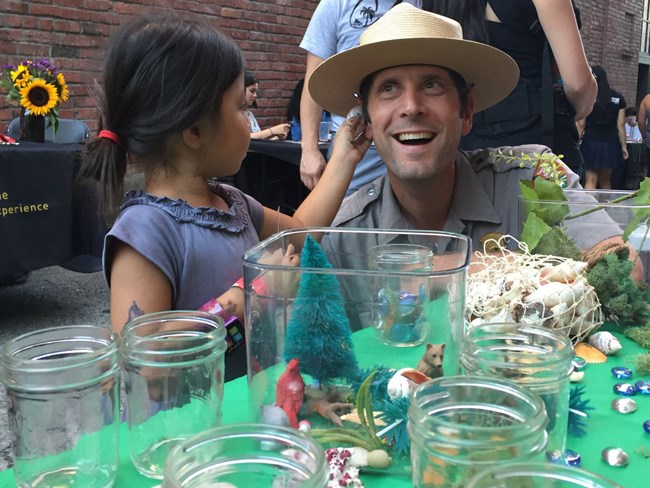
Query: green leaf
534 227 582 260
520 212 552 251
527 178 569 226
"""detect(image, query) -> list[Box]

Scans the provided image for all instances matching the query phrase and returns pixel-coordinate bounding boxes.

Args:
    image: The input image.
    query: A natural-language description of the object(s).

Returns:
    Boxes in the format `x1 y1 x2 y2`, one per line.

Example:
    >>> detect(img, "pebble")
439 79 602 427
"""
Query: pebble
613 383 637 396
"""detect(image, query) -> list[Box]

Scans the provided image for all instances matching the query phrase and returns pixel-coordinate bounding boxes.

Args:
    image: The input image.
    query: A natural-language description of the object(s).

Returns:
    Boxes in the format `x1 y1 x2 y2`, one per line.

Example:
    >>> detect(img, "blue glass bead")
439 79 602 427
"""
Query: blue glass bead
613 383 637 396
388 323 413 342
644 420 650 434
565 449 582 467
635 380 650 395
612 366 633 379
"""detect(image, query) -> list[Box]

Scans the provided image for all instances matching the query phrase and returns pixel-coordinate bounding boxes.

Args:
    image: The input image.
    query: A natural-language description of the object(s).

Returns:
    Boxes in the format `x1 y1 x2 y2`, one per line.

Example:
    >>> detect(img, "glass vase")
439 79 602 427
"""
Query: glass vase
241 228 471 430
120 310 227 479
162 423 328 487
407 376 548 487
1 325 120 488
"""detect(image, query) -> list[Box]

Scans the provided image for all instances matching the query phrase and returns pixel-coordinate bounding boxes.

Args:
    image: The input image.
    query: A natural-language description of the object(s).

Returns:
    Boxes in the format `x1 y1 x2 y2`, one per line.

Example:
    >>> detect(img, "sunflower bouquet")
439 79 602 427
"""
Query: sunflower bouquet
0 59 69 133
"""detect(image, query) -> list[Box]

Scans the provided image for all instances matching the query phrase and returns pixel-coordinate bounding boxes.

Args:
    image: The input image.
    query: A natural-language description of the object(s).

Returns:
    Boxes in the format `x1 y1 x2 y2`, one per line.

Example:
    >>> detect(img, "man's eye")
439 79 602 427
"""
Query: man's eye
424 79 446 92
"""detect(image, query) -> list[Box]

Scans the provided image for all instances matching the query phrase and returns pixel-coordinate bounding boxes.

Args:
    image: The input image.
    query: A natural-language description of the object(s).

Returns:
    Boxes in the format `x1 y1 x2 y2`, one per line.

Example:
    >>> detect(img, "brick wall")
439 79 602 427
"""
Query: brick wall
1 0 318 133
577 0 644 107
2 1 646 130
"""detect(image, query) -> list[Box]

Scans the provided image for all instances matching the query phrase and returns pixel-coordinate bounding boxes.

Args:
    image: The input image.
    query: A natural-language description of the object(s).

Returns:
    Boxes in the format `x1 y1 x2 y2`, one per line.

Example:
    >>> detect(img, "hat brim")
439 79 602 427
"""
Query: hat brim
309 38 519 116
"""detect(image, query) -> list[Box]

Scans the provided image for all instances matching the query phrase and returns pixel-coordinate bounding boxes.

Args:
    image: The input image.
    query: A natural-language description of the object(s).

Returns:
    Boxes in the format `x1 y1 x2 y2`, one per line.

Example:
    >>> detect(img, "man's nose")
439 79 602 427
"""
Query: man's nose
400 89 424 117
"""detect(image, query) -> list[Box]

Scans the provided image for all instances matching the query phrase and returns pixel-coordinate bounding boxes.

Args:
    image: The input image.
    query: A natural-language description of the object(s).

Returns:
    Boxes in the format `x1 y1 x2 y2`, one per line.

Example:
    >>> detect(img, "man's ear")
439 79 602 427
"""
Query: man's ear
461 93 475 136
180 121 205 150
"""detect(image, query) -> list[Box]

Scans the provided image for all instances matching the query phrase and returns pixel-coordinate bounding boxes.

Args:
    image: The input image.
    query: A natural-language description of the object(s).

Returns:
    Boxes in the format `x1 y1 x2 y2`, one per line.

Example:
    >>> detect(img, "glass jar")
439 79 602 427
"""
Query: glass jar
242 228 471 426
120 310 226 479
368 243 434 346
466 462 623 487
461 322 573 462
1 325 120 488
162 423 328 487
408 375 548 487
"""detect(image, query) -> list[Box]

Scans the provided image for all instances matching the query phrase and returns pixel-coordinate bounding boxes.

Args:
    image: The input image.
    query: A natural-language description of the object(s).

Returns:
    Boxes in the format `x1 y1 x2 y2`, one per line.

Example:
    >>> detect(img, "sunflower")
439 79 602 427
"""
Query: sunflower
19 78 59 116
56 73 69 102
10 65 30 88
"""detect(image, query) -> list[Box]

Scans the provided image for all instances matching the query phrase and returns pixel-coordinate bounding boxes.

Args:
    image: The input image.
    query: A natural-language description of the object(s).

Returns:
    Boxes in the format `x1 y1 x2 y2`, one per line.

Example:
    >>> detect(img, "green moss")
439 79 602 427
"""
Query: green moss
634 351 650 375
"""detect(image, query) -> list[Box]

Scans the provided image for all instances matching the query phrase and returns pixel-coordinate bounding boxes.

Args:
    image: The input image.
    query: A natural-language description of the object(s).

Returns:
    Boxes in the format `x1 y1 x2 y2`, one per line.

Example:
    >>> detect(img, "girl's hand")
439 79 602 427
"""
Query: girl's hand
272 123 291 140
330 106 372 169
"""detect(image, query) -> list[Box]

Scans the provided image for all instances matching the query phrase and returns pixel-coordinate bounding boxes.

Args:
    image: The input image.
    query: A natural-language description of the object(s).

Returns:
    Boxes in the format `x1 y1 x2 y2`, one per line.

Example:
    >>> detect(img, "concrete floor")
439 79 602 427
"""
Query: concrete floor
0 266 110 471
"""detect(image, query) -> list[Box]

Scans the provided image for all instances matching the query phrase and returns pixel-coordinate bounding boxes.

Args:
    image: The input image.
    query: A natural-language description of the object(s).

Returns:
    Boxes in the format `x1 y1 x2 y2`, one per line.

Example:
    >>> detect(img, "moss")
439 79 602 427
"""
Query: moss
634 351 650 375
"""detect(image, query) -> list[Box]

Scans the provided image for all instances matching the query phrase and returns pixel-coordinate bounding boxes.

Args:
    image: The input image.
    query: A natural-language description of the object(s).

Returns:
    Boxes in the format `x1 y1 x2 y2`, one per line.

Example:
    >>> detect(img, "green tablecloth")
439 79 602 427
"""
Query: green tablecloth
1 326 648 487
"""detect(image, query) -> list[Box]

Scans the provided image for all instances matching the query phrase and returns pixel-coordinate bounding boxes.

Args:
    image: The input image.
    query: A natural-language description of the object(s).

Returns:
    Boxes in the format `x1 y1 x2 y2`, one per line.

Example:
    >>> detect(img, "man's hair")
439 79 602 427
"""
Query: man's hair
358 66 470 123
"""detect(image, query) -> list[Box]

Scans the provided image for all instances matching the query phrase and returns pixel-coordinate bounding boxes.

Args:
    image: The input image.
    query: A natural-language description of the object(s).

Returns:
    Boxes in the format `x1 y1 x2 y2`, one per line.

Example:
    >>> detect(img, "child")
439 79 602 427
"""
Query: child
80 15 369 379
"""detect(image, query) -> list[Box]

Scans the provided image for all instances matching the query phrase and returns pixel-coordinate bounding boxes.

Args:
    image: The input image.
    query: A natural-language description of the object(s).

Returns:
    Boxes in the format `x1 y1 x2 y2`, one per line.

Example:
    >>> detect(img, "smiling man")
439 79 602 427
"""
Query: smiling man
307 4 602 257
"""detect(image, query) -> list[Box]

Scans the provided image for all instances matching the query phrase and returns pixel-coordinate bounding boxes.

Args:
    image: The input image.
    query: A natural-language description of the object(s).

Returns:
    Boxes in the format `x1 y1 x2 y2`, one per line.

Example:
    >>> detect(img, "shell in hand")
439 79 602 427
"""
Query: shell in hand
588 331 622 356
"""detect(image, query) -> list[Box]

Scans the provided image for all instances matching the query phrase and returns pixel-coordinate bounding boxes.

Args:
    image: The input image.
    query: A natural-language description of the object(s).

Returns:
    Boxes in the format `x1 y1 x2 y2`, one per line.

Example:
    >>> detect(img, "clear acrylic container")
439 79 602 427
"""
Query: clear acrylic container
408 375 548 487
162 423 328 487
241 228 471 423
1 325 120 488
120 310 226 479
466 462 623 487
460 322 573 462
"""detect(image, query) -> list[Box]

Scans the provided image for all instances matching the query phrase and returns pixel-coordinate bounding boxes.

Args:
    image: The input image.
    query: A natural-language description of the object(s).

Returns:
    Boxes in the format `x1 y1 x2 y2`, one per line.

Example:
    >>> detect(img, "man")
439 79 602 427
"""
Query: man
308 4 630 273
299 0 419 195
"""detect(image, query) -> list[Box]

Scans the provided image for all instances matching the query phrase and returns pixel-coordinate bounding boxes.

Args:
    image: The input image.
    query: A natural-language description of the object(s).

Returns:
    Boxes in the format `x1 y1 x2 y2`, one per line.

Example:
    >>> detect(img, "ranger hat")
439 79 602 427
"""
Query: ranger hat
309 3 519 116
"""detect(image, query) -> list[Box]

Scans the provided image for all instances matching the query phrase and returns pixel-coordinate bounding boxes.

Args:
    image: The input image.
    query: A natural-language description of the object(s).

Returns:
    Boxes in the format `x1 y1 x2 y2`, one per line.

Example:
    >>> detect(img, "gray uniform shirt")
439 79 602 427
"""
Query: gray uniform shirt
325 144 620 270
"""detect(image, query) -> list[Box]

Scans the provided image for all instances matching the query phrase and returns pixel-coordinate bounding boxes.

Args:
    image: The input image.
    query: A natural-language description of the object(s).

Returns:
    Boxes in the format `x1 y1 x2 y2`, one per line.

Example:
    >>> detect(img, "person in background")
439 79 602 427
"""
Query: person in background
244 71 291 140
421 0 596 175
286 79 304 141
625 107 643 142
298 0 418 195
637 91 650 150
79 15 369 379
578 65 627 190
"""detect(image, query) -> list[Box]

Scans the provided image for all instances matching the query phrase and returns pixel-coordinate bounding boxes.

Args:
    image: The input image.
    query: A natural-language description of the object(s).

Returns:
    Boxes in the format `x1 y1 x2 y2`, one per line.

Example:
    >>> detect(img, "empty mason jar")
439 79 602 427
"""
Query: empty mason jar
408 375 548 487
461 322 573 462
368 243 433 346
162 423 328 487
466 462 623 487
1 325 120 488
120 310 227 479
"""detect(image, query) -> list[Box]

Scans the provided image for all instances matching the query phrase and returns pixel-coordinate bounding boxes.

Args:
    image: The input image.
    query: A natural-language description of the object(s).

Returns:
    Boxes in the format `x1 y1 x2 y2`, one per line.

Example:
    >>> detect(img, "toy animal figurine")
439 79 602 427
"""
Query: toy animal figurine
275 358 305 428
417 343 446 378
303 385 353 427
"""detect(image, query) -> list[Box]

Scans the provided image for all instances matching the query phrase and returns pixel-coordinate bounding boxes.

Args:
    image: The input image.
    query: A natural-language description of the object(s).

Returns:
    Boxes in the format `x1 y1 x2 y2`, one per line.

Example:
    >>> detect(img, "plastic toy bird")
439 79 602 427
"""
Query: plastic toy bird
275 358 305 428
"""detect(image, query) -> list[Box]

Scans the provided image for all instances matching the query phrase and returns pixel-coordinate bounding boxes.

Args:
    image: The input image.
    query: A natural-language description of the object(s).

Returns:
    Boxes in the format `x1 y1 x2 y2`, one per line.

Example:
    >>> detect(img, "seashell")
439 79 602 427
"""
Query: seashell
367 449 392 469
588 331 622 356
569 371 584 382
387 368 426 399
573 342 607 364
540 260 588 284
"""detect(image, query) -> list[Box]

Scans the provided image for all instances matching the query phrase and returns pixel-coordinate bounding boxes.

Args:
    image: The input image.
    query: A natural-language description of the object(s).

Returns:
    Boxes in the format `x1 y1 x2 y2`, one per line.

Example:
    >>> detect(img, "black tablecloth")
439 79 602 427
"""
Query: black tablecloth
0 142 105 275
232 140 328 214
613 142 648 190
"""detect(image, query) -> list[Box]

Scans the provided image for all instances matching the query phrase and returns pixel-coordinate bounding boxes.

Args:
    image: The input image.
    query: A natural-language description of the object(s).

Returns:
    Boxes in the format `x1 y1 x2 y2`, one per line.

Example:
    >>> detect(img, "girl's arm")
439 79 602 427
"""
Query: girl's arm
109 241 173 333
638 94 650 143
618 107 629 160
258 111 370 240
533 0 596 120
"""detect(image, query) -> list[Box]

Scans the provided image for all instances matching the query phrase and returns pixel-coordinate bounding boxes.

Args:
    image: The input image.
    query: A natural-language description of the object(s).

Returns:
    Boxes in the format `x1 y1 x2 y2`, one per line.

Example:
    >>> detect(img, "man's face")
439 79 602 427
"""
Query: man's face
365 65 473 181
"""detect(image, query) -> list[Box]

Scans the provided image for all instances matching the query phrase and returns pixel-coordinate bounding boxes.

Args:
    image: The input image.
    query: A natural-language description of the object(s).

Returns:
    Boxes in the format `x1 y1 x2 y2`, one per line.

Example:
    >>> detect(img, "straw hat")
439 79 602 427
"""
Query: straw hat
309 3 519 116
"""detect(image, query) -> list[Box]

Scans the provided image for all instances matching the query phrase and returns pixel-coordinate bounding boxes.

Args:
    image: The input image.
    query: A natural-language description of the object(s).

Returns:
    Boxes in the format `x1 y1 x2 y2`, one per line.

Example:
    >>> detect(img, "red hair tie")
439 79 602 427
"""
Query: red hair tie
98 130 120 145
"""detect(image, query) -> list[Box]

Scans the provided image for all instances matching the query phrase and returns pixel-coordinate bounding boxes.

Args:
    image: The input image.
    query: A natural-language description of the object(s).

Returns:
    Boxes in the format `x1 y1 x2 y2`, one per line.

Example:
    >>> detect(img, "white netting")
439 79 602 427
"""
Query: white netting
466 236 603 344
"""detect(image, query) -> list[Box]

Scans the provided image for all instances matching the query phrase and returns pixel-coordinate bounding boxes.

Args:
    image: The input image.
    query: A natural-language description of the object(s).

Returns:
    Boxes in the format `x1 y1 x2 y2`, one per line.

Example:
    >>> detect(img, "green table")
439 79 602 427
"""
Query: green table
0 327 648 487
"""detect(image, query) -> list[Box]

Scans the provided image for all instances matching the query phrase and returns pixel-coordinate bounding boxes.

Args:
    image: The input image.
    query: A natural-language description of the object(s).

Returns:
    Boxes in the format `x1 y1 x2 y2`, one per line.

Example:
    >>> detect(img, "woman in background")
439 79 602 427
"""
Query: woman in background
421 0 596 174
245 71 291 140
579 65 628 190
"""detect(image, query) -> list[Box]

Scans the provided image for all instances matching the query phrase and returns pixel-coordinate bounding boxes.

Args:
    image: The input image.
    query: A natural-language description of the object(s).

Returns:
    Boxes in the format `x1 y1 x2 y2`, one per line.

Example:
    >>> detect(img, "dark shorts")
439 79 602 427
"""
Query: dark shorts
581 140 624 170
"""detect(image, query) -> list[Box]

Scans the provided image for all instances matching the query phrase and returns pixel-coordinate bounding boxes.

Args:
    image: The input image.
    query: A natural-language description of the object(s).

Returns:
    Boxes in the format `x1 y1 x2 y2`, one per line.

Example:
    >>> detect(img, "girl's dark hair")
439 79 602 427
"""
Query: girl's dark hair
80 15 244 222
591 65 612 107
286 79 304 122
421 0 488 42
244 70 259 87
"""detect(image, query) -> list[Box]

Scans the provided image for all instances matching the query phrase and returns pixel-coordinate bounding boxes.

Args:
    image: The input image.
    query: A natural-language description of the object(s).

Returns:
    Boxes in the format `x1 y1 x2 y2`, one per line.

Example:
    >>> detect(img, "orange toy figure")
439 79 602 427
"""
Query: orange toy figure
275 358 305 428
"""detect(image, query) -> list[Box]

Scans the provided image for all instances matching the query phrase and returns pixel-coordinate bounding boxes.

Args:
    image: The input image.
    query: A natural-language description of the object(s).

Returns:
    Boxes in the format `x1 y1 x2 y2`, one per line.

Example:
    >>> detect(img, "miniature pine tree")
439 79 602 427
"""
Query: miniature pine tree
283 234 359 384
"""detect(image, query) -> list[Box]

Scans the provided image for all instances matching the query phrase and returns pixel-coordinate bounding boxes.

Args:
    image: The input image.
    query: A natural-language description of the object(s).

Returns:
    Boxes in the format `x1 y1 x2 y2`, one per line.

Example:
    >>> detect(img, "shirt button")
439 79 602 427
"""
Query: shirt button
367 188 375 196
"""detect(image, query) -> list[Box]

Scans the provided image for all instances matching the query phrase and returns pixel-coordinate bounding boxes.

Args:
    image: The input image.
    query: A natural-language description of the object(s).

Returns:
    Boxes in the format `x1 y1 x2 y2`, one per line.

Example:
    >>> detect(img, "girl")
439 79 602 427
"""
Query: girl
244 71 291 140
80 15 369 379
